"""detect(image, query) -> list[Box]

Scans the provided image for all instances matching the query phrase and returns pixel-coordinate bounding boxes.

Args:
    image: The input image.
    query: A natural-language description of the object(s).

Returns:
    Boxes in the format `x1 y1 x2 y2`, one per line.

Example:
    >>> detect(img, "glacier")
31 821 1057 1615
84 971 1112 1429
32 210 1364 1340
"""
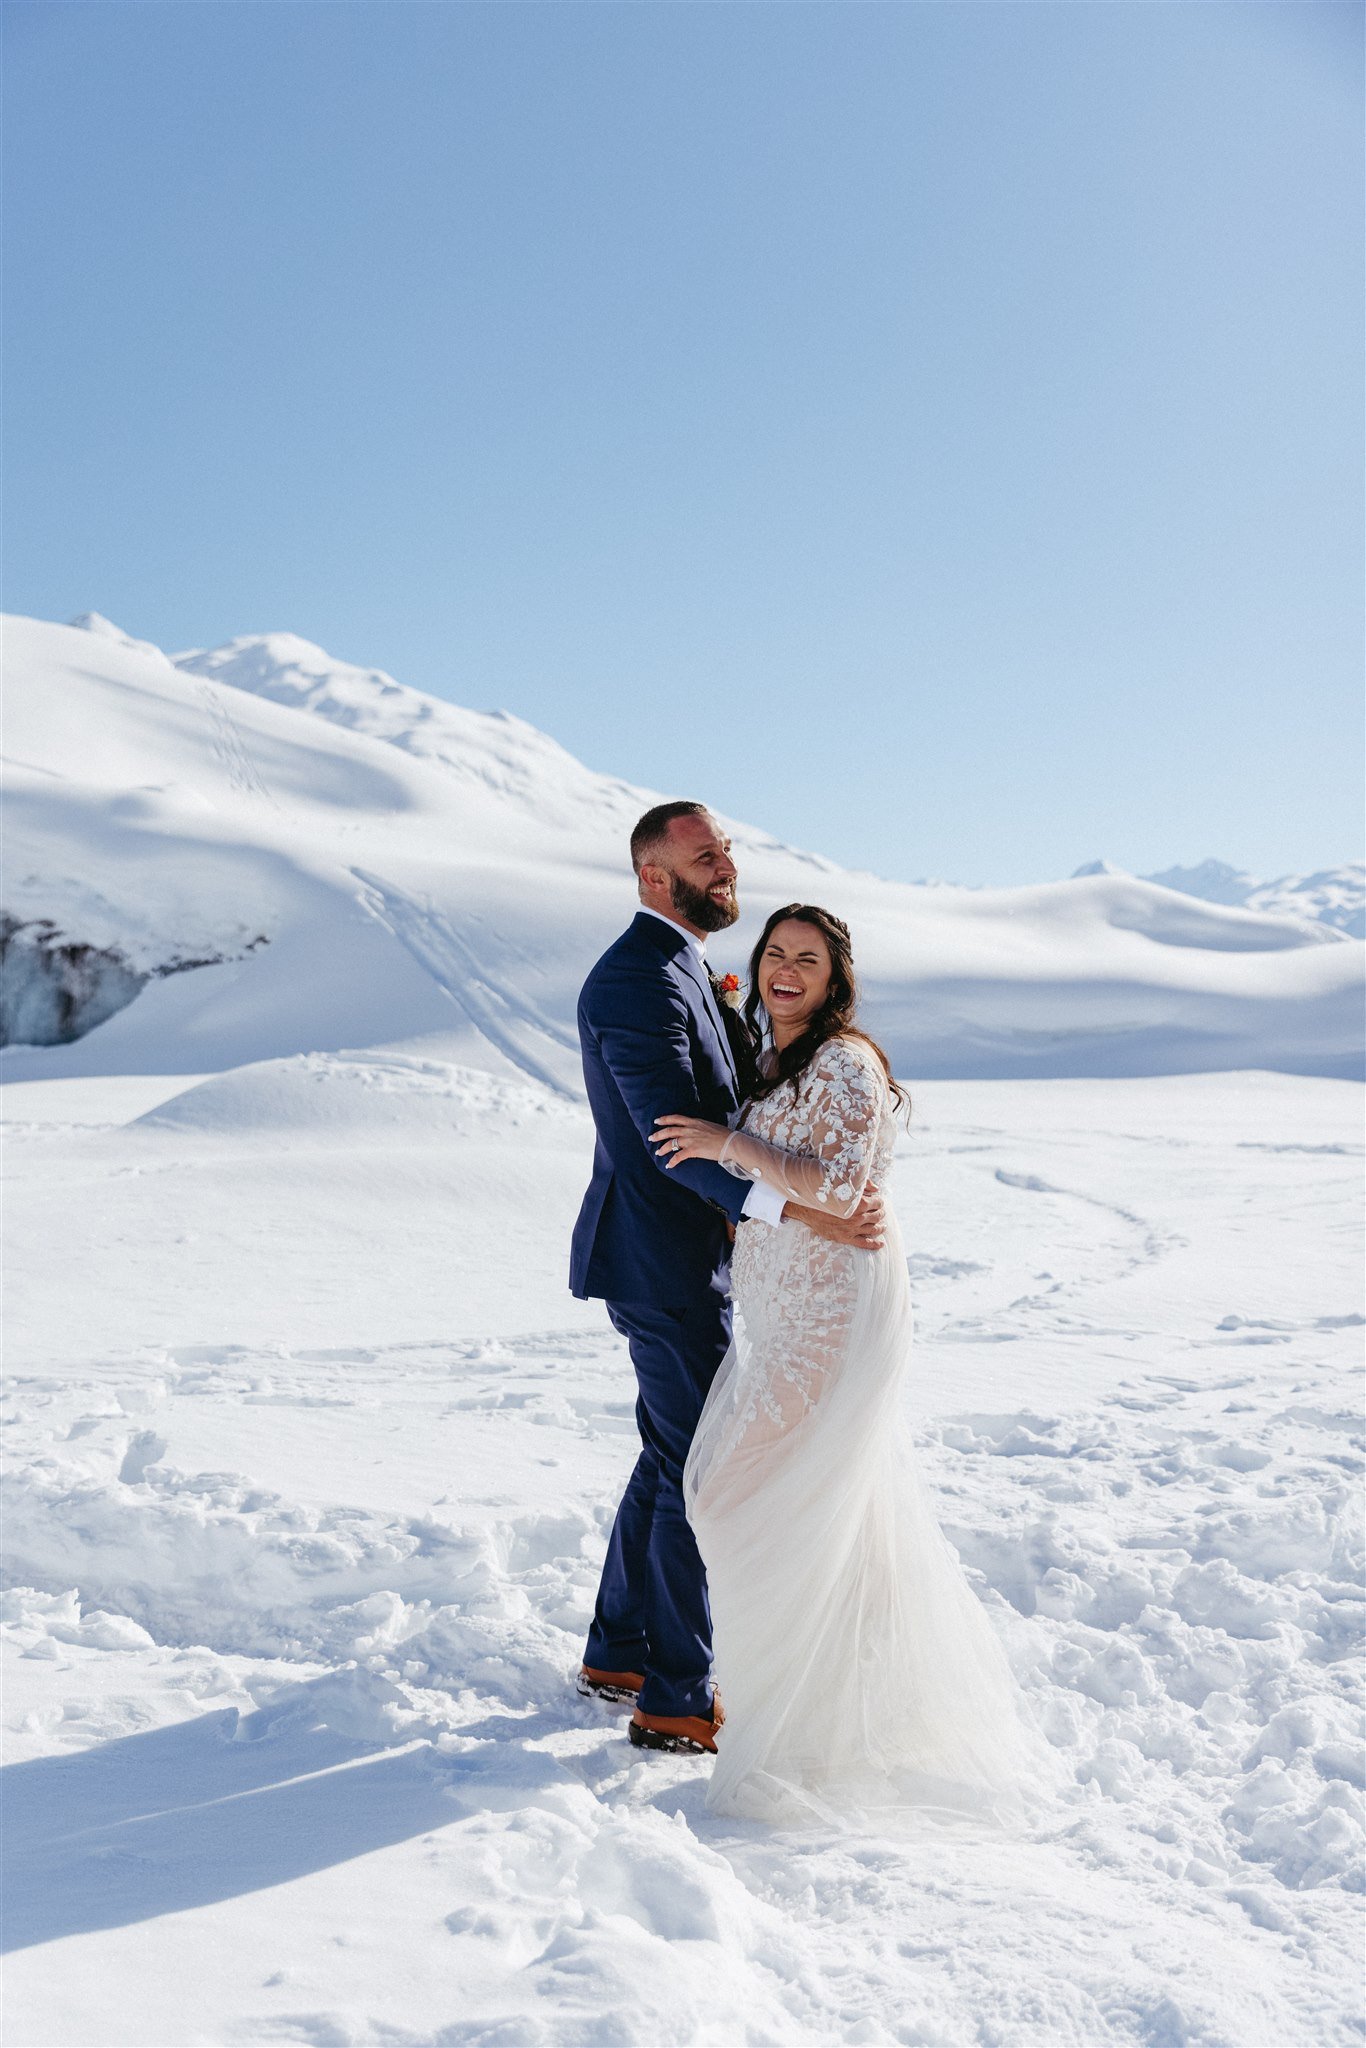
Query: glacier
0 916 149 1047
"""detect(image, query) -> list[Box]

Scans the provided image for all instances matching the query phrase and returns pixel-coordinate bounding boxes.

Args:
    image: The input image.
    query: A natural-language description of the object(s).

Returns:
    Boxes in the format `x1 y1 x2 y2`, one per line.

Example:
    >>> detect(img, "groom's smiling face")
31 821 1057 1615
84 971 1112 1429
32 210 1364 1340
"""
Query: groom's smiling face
645 813 739 935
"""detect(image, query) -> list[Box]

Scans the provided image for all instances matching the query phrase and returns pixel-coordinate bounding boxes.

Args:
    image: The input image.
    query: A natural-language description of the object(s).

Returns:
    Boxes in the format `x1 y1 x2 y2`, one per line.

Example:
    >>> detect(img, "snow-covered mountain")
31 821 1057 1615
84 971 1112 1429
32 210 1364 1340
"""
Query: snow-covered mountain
2 611 1361 1080
1073 856 1364 940
170 628 647 833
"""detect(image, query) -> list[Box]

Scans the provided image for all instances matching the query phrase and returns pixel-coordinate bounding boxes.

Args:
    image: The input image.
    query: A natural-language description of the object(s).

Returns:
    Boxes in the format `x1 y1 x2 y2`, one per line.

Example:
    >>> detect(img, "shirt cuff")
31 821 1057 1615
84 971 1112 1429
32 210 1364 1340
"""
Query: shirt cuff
740 1179 787 1228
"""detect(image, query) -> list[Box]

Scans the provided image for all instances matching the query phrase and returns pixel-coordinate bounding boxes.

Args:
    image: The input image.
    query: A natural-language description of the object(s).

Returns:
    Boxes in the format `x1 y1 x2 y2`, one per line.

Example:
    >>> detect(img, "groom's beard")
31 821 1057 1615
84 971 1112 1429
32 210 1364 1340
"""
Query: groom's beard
671 871 739 933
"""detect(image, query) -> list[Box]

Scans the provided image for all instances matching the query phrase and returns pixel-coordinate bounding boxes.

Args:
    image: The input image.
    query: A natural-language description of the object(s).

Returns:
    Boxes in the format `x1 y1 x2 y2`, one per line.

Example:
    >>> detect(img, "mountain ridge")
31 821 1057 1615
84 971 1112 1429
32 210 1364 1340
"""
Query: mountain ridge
70 615 1362 925
1074 856 1363 939
168 621 1364 929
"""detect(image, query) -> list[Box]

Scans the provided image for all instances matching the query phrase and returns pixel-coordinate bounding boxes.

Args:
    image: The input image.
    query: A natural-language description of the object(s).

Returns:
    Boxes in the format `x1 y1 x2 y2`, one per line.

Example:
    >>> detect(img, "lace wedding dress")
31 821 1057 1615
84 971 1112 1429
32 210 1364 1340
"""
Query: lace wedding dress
683 1033 1047 1828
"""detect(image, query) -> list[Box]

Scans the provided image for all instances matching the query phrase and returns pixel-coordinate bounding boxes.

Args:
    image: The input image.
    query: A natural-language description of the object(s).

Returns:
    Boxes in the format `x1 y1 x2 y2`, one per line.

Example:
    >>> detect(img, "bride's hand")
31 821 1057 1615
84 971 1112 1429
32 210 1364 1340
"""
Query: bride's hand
652 1114 729 1166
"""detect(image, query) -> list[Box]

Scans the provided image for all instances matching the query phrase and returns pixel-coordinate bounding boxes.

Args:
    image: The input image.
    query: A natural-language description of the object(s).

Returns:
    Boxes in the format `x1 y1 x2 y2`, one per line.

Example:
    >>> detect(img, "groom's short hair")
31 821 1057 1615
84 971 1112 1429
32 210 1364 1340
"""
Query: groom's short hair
630 800 711 877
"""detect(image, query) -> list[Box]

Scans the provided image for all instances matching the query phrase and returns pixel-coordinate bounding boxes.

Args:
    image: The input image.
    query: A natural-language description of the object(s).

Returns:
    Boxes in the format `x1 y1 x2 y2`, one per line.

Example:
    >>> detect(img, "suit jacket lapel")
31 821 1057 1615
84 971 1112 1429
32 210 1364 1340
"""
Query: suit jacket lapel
679 949 739 1094
627 913 739 1094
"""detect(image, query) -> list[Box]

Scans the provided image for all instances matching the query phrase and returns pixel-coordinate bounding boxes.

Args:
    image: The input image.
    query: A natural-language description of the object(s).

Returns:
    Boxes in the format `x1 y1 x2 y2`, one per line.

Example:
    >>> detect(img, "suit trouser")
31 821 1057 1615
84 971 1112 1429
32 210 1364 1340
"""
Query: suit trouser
584 1292 733 1718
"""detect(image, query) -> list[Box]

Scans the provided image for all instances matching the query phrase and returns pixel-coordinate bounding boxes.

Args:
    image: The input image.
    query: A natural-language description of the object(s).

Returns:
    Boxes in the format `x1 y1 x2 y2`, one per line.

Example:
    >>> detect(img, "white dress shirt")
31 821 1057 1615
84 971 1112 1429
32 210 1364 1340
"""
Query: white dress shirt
636 906 786 1227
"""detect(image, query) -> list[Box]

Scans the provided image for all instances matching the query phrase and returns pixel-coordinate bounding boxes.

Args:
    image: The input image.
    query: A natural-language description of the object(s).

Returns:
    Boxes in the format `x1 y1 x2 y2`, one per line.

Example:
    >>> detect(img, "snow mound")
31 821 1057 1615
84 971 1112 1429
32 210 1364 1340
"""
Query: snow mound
1096 878 1340 953
139 1051 584 1140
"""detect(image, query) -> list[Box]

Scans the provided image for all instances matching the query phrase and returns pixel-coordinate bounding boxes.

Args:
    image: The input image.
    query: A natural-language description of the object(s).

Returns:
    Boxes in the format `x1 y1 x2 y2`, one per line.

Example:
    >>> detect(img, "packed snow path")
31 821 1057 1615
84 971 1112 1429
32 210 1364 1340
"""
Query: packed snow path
3 1066 1362 2046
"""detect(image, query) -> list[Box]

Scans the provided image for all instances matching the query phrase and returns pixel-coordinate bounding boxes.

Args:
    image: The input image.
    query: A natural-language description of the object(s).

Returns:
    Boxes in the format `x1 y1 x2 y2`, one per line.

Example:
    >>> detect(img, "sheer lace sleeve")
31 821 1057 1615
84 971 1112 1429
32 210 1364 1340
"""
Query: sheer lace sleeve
719 1038 885 1218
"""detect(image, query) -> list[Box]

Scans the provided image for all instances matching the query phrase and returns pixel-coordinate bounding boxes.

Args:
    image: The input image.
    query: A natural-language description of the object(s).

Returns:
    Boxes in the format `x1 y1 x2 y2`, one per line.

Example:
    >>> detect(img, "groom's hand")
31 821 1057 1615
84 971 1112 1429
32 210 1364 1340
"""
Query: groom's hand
783 1184 886 1250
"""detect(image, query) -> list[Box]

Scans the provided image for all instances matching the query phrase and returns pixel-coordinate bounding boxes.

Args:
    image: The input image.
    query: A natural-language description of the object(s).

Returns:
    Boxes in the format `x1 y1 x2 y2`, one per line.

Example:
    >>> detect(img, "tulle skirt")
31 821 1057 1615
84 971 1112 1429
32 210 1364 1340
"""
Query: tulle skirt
683 1217 1055 1830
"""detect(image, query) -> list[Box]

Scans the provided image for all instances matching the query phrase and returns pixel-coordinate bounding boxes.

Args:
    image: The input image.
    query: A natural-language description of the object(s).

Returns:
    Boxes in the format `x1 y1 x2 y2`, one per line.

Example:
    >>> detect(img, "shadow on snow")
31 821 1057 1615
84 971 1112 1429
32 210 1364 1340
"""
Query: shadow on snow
0 1678 497 1952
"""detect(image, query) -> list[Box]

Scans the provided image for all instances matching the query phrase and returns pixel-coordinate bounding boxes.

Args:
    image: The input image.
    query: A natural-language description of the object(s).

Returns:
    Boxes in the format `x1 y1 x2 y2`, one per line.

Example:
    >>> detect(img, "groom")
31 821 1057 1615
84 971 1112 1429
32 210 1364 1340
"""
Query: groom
569 800 886 1753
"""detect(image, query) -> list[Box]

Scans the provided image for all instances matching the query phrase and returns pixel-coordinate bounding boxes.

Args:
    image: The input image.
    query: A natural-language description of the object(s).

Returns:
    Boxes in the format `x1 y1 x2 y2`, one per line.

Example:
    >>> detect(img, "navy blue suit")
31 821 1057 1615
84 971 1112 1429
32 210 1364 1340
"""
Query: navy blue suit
570 912 752 1716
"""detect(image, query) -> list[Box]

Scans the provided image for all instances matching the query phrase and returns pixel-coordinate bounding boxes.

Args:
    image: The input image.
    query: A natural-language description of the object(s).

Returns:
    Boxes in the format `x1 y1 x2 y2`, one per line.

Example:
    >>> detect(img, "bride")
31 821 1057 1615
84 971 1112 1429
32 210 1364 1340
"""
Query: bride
653 902 1048 1828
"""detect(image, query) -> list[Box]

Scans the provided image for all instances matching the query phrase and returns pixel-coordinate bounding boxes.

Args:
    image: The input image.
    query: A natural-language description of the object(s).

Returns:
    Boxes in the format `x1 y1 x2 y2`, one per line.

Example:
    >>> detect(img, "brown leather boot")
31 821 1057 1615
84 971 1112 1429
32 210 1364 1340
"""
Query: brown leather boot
576 1665 645 1703
627 1695 724 1755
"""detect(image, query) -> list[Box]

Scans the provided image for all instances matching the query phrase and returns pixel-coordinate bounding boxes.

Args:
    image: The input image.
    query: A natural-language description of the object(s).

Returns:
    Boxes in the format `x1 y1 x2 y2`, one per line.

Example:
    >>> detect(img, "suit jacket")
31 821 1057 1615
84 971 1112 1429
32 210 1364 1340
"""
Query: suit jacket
569 912 753 1309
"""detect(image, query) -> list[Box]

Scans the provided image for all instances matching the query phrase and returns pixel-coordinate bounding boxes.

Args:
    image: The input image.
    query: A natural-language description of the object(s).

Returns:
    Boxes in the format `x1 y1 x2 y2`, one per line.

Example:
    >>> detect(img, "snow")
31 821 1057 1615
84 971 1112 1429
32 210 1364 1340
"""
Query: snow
3 609 1363 2044
3 1062 1362 2045
3 612 1361 1082
1073 859 1366 943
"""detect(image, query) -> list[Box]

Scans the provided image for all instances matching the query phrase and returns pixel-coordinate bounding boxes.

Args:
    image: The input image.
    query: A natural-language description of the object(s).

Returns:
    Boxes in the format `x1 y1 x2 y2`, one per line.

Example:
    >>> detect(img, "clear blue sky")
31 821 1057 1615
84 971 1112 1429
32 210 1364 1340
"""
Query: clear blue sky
4 1 1361 886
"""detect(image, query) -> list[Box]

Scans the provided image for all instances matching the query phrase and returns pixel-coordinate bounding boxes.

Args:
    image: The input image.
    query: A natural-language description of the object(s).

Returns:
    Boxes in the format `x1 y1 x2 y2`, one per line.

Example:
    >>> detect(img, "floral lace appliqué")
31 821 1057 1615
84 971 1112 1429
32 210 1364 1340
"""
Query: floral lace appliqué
723 1038 896 1453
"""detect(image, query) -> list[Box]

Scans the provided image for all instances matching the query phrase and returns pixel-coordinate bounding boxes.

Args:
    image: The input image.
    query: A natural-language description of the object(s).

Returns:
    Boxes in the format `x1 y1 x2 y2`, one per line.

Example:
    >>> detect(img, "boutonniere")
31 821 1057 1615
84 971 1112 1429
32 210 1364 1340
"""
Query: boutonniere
717 973 745 1013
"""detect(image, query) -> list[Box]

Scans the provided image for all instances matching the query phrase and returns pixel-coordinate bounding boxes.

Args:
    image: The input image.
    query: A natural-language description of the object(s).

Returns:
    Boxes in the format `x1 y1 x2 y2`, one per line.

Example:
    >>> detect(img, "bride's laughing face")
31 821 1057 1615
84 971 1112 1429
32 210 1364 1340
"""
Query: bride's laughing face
760 919 832 1036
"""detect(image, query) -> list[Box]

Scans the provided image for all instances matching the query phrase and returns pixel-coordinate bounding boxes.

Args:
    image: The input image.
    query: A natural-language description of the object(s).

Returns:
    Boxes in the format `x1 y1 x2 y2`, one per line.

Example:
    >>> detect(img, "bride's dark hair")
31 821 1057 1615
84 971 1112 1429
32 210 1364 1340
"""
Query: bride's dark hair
739 903 909 1117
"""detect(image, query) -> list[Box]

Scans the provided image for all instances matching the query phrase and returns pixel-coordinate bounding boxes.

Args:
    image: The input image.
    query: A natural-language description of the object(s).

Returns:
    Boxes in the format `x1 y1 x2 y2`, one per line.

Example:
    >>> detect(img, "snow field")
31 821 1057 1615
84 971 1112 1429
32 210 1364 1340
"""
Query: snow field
5 612 1363 2043
2 1062 1362 2045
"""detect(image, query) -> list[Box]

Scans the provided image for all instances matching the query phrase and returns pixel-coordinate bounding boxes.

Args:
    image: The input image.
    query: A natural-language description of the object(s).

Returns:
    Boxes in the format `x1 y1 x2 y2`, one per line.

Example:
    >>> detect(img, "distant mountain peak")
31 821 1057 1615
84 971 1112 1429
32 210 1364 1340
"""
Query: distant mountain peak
1145 859 1258 899
1141 859 1364 940
171 627 629 822
1071 860 1129 879
175 631 400 693
69 612 167 661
